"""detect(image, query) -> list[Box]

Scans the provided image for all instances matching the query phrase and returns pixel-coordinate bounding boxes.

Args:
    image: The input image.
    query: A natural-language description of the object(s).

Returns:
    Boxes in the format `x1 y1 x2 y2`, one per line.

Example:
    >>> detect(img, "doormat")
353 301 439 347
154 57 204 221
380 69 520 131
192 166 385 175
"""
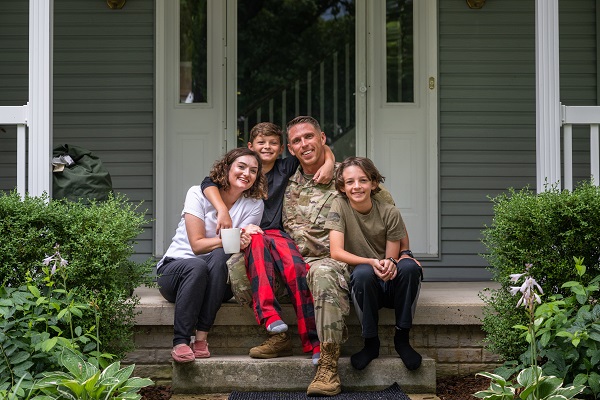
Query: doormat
228 382 411 400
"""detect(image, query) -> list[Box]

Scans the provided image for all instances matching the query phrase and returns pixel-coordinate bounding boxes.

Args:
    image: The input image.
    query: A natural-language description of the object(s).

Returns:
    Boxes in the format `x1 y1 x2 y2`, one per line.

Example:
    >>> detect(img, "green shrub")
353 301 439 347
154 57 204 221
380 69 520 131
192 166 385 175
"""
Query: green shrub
481 182 600 361
0 191 155 357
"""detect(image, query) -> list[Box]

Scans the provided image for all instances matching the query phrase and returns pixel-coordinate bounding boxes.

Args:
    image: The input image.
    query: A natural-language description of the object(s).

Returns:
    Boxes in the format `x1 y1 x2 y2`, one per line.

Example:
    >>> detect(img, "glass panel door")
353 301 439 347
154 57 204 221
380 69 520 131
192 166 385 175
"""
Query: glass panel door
236 1 356 160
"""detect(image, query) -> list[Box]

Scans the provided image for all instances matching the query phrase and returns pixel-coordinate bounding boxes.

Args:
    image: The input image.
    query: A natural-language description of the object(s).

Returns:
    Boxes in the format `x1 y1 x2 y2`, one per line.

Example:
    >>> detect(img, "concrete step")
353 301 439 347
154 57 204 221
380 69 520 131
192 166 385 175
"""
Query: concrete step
172 355 436 394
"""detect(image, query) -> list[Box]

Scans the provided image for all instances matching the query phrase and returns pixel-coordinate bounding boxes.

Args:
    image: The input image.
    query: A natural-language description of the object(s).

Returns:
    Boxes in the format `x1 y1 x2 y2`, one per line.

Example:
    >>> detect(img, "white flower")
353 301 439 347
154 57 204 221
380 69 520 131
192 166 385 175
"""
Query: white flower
510 268 543 309
42 254 54 266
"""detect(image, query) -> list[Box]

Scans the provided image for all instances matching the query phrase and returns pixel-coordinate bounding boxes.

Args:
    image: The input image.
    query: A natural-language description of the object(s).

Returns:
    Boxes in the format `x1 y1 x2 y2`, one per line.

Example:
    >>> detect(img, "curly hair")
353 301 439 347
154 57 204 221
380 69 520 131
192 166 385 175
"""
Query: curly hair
209 148 268 200
249 122 283 144
286 115 321 138
335 156 385 198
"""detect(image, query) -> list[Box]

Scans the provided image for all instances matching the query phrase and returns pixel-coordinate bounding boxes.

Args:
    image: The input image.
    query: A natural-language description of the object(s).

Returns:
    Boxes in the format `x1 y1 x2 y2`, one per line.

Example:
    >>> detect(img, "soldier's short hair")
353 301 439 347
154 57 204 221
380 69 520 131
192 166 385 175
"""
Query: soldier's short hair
335 156 385 197
286 116 322 137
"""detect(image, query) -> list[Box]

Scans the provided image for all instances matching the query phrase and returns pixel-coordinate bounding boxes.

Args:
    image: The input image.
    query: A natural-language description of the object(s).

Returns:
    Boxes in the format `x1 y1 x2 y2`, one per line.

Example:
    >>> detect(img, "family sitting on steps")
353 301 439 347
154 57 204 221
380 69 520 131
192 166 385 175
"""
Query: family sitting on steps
156 116 424 397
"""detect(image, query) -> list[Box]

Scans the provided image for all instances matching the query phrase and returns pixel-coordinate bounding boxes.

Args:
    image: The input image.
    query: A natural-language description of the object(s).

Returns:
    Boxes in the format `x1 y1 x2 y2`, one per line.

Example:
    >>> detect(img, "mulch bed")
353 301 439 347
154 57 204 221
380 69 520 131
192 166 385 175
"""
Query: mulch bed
436 374 491 400
140 375 491 400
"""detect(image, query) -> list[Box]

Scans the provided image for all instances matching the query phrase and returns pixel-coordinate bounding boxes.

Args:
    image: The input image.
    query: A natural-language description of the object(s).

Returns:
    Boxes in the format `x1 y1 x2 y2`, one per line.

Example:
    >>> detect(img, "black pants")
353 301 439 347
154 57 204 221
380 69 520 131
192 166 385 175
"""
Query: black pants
157 248 233 346
350 257 422 338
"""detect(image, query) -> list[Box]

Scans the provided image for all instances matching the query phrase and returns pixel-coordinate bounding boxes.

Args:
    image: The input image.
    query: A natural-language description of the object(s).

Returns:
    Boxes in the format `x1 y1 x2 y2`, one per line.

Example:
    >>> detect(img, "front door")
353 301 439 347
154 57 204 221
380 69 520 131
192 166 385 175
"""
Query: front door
156 0 227 253
156 0 438 258
366 0 438 256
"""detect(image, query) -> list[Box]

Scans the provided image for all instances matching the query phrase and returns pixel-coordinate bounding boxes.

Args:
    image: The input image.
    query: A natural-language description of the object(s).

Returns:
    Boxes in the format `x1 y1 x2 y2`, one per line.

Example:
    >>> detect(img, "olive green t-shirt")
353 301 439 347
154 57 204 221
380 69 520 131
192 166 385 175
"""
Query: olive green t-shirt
325 196 407 260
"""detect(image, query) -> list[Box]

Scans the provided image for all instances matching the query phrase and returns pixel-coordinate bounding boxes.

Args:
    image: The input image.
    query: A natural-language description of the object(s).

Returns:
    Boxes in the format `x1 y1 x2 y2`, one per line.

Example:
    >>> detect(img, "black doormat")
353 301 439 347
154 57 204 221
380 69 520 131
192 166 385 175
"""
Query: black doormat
228 383 411 400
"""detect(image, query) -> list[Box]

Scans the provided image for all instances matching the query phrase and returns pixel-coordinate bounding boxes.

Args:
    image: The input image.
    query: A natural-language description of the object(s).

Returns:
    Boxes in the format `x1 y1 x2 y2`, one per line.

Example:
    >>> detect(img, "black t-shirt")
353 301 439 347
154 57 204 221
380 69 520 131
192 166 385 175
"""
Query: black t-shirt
200 156 300 231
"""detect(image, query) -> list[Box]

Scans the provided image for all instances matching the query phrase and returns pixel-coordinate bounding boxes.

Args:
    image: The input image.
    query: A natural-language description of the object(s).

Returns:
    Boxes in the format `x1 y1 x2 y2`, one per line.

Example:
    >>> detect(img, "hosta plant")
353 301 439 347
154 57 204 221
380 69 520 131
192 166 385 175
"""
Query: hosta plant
33 348 153 400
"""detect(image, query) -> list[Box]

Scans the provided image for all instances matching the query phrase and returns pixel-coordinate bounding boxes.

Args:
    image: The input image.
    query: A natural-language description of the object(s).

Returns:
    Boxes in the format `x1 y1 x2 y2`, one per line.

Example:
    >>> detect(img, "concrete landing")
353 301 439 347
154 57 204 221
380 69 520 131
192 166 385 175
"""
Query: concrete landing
172 355 436 394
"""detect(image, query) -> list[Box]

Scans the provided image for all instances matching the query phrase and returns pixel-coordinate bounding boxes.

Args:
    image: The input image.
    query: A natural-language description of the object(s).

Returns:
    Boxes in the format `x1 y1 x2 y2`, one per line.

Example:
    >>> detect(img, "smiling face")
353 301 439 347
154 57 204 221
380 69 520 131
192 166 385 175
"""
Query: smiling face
286 122 327 174
248 134 283 170
227 154 259 193
340 165 377 209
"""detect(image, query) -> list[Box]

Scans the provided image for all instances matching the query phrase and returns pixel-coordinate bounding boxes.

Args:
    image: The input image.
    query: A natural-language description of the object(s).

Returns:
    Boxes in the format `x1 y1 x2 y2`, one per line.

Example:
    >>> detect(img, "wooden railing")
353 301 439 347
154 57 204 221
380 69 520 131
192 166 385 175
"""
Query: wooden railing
561 104 600 191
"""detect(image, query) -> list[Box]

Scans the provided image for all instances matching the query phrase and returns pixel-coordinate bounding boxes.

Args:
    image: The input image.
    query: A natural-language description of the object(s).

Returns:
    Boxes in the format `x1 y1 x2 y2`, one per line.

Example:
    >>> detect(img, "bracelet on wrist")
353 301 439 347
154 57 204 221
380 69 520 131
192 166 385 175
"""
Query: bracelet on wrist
400 249 414 258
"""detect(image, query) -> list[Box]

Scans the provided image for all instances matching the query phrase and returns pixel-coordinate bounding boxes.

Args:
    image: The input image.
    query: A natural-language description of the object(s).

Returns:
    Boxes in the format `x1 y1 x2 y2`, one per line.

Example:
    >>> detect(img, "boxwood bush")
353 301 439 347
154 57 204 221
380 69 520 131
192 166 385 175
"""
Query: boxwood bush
0 191 154 357
481 181 600 361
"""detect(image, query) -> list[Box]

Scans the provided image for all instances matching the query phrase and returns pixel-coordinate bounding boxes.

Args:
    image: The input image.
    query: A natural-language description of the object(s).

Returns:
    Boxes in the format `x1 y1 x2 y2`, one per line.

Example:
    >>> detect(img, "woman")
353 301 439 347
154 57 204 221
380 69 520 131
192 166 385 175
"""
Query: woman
156 148 267 363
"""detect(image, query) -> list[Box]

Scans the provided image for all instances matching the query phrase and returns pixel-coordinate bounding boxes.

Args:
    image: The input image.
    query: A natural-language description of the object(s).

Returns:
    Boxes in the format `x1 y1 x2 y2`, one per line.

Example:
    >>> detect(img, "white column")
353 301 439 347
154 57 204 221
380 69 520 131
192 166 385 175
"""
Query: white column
28 0 53 197
535 0 561 192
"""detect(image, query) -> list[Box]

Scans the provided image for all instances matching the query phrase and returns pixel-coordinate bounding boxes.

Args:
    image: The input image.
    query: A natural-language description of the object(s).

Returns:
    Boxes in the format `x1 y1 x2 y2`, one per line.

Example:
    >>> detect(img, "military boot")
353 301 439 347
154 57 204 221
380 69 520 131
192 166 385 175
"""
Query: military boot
248 332 293 358
306 342 341 396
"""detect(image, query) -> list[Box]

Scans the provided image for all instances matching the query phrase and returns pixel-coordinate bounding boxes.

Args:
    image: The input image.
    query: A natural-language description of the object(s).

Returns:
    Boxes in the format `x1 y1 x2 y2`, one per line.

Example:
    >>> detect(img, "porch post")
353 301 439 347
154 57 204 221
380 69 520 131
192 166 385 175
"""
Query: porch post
535 0 561 193
28 0 53 197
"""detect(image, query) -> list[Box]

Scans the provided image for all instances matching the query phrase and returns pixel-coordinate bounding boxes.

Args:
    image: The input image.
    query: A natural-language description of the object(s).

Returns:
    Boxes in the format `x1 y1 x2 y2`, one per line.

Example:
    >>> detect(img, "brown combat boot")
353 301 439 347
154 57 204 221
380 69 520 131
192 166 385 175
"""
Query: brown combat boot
306 342 341 396
248 332 293 358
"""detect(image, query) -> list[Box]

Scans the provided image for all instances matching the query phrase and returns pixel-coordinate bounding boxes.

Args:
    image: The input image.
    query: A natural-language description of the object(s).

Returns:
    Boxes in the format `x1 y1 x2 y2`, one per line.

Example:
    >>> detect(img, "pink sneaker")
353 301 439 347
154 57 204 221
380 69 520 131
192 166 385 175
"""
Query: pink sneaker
193 339 210 358
171 344 194 363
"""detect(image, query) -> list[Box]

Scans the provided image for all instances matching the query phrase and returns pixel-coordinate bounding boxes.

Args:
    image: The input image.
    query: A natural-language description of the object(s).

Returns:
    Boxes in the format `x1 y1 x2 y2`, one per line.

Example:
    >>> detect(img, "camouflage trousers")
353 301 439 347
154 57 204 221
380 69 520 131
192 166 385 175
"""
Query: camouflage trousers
228 253 350 344
306 257 351 345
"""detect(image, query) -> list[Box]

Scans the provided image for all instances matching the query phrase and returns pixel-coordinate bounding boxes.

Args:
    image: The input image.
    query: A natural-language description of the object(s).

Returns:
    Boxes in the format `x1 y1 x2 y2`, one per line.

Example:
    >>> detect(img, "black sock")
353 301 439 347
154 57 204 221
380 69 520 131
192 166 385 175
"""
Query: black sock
394 327 422 370
350 336 380 370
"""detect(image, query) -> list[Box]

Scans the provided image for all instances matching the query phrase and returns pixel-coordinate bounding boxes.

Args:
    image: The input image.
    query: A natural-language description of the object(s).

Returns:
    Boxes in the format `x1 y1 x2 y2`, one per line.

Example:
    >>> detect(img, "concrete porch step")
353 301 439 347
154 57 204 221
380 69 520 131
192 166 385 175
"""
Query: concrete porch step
172 355 436 394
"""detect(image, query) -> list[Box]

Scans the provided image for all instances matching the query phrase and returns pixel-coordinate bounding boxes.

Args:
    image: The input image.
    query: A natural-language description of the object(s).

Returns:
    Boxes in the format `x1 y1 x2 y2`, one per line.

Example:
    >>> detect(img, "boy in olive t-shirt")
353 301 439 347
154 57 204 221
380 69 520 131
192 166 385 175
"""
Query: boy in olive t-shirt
324 156 423 371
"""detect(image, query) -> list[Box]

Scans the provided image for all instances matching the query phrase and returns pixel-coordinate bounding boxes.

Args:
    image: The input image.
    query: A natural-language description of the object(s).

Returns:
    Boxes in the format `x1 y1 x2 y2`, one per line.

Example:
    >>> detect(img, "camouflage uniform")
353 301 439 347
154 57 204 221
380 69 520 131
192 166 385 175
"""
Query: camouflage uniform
282 165 350 344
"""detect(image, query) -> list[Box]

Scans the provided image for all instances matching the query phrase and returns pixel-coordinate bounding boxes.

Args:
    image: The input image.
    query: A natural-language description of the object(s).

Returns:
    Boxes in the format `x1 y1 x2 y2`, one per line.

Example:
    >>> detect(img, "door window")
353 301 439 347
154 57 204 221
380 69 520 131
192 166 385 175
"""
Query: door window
236 1 356 160
386 0 414 103
179 0 208 104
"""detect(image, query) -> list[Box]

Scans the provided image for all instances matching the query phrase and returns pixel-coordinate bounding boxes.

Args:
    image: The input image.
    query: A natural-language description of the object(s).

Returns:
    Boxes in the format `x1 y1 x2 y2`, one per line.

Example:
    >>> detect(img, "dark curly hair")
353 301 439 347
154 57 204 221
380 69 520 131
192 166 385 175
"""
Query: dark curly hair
335 156 385 198
209 148 268 200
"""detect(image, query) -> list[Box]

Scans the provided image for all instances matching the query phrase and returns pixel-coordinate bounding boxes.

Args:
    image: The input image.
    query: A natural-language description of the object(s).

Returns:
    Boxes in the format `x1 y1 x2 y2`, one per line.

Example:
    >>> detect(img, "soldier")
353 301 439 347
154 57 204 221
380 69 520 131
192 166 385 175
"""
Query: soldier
283 116 413 396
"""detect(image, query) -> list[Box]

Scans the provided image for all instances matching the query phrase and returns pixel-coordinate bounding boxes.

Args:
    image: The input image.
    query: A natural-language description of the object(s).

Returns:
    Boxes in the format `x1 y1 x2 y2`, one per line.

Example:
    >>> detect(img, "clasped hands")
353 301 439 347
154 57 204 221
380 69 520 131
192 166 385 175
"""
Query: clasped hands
370 258 398 282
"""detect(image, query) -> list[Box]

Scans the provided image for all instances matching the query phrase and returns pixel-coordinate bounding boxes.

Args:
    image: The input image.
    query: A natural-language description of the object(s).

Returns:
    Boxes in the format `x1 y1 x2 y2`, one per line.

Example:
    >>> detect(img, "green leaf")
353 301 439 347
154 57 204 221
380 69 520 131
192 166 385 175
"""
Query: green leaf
74 326 82 336
555 331 572 338
119 377 154 391
513 324 529 331
535 376 563 398
27 285 40 298
572 373 587 386
40 337 58 352
554 384 586 398
10 351 31 364
517 366 543 387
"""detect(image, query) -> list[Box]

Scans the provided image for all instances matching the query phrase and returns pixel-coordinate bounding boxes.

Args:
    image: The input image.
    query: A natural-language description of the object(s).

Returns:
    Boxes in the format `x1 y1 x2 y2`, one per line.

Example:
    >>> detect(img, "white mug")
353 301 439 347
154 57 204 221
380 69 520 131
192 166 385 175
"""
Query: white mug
221 228 241 254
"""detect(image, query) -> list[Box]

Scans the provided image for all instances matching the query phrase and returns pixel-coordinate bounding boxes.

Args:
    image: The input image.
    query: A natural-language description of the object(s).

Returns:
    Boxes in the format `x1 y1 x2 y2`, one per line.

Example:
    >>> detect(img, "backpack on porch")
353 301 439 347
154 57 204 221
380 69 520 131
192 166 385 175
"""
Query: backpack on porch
52 144 113 203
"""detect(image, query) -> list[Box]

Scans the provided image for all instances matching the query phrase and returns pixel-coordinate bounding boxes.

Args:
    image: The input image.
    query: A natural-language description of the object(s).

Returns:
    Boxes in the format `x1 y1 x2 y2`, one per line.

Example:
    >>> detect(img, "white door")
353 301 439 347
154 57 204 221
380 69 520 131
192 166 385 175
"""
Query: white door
156 0 228 253
365 0 438 257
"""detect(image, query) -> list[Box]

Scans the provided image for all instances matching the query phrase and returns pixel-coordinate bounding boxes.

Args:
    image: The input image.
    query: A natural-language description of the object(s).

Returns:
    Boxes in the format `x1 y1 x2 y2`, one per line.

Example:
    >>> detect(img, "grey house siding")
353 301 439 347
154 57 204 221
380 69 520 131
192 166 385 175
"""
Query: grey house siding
53 0 155 262
0 0 597 278
427 0 597 281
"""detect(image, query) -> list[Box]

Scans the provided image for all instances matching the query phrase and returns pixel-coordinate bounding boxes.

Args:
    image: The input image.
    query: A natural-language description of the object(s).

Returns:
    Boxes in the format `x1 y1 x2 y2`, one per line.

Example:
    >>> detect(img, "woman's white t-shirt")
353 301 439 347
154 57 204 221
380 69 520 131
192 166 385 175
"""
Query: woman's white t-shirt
157 185 264 270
